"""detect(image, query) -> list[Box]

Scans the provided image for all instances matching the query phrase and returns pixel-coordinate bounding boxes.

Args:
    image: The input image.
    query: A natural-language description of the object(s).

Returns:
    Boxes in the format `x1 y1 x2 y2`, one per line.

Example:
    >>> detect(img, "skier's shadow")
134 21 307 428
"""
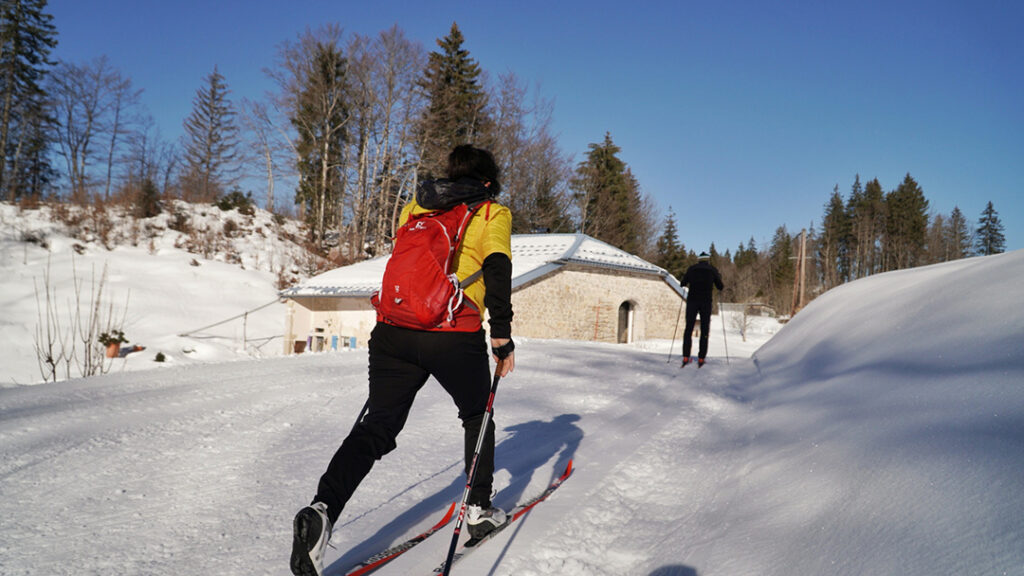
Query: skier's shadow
328 413 583 574
491 413 581 508
649 566 698 576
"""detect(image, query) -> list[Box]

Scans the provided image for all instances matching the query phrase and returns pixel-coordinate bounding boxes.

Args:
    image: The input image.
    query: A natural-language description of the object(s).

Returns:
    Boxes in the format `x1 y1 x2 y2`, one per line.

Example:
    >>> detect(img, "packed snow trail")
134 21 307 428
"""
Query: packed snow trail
327 355 749 576
0 340 749 576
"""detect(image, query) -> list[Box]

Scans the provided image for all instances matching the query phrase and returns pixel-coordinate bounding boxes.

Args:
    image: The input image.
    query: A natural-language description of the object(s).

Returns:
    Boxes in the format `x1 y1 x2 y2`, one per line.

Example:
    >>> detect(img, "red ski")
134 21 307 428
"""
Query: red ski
342 501 457 576
432 460 574 574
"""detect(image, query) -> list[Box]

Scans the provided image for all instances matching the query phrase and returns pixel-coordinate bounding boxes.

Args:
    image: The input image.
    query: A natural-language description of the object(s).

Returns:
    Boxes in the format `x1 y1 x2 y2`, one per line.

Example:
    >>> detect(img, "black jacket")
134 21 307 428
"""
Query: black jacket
680 261 723 305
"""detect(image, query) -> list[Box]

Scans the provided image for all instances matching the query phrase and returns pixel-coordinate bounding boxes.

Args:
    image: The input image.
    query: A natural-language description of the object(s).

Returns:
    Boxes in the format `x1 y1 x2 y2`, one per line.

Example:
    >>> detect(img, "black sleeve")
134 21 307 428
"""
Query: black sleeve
482 252 513 339
714 268 724 291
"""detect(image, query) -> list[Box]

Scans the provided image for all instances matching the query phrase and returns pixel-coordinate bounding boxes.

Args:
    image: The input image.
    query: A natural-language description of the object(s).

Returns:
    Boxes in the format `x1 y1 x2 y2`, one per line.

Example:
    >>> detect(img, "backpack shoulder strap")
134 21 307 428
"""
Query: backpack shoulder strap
459 268 484 289
453 200 492 288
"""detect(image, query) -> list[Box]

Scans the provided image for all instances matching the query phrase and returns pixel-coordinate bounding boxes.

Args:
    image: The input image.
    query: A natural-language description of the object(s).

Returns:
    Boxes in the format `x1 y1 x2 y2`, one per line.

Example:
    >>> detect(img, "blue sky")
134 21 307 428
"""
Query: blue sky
48 0 1022 253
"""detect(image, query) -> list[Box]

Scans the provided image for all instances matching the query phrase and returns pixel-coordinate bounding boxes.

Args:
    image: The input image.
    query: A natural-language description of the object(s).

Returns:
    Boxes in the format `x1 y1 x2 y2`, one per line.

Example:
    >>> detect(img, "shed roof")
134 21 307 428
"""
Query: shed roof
280 233 684 299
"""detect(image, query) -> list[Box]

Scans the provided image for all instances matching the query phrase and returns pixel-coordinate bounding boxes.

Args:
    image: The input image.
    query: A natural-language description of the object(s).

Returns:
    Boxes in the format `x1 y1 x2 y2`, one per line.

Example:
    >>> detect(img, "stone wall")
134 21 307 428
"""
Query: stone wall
511 265 683 343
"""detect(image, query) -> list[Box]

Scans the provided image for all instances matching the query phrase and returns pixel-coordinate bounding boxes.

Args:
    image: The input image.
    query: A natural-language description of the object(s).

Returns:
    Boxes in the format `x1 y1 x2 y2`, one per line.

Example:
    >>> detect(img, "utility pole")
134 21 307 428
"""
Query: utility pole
790 229 809 315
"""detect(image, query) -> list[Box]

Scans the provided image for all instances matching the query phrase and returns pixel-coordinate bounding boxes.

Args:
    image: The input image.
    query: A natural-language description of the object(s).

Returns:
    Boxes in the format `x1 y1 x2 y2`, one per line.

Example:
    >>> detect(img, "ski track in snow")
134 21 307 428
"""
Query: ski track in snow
508 365 742 576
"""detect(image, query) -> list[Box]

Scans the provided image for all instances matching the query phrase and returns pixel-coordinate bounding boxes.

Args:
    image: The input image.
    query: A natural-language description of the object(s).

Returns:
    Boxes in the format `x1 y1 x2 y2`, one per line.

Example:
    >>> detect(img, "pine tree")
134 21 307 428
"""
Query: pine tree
735 237 758 269
417 22 489 179
947 206 971 259
820 185 850 289
135 177 161 218
883 173 929 271
570 132 647 254
526 173 574 233
654 208 686 278
847 176 885 278
267 25 350 246
0 0 57 200
974 201 1006 256
728 237 761 305
925 212 949 264
6 95 54 197
709 242 722 263
768 226 794 314
181 66 239 202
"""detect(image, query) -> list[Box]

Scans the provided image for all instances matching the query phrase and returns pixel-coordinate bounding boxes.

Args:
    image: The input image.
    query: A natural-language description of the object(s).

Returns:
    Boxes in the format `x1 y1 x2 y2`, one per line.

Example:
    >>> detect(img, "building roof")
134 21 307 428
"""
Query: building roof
280 233 684 299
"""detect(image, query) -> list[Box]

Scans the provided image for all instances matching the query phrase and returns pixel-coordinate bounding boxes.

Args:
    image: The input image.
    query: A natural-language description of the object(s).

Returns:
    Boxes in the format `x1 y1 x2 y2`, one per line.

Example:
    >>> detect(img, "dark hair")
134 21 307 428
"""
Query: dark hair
446 145 501 194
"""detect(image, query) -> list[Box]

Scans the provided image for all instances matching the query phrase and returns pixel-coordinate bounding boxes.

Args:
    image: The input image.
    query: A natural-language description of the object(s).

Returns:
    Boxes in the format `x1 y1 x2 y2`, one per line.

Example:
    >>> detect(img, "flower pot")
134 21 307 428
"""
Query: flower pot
105 342 121 358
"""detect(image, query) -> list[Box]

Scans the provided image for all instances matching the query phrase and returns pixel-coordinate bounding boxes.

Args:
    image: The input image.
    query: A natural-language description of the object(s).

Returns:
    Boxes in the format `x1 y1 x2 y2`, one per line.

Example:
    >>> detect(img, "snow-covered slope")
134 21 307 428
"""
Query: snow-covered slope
1 200 1021 575
1 201 308 386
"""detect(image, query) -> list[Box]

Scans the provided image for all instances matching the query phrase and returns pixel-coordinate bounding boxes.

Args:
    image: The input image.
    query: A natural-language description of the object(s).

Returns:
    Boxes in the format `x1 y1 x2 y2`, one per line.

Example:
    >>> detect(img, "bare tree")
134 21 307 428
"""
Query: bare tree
32 256 129 382
49 57 117 202
335 26 429 258
33 258 70 382
239 98 289 212
120 114 180 209
266 24 351 246
47 56 142 204
345 32 378 258
102 72 142 199
486 71 575 234
370 26 427 250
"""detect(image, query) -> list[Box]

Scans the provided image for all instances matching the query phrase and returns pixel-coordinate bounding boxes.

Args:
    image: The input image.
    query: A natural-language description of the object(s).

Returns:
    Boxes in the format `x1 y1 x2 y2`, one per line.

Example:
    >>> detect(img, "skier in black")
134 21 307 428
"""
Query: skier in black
680 252 724 367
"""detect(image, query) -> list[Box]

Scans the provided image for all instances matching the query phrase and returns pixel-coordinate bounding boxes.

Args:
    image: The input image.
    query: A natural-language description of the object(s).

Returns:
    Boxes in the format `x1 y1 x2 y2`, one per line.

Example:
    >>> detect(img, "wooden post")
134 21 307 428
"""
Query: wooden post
790 229 808 315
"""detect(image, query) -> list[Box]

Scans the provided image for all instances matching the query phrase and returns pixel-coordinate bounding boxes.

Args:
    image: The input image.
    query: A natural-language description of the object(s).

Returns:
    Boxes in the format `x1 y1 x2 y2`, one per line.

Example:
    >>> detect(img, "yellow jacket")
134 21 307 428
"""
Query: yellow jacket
399 199 512 319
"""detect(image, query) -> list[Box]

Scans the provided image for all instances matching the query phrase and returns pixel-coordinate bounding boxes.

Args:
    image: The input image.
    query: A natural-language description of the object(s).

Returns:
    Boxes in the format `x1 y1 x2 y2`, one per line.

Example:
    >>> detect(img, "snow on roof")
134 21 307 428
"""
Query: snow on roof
280 233 682 298
280 256 390 298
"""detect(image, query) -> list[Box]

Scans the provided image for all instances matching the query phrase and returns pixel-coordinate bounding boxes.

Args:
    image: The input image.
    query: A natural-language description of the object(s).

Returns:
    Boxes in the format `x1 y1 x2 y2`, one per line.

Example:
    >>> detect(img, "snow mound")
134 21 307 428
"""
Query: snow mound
727 250 1024 575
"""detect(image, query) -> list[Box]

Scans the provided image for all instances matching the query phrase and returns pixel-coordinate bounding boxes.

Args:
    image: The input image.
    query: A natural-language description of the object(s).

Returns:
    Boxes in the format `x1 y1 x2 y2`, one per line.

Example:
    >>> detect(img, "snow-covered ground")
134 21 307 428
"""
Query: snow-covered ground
2 202 1022 575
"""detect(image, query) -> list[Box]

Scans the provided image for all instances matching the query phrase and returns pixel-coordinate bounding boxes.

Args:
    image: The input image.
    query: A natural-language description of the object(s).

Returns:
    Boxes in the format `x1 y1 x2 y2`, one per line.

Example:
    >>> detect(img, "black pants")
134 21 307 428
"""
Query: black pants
315 322 496 524
683 300 712 360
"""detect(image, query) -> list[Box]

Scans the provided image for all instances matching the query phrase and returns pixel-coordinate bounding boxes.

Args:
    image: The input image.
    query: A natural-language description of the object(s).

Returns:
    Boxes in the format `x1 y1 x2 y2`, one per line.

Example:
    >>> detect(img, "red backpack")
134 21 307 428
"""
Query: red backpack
372 202 488 331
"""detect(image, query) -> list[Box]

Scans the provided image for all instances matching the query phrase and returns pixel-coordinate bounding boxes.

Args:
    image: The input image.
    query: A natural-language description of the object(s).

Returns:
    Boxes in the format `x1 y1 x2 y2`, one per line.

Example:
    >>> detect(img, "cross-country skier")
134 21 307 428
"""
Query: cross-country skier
680 251 724 367
290 145 516 576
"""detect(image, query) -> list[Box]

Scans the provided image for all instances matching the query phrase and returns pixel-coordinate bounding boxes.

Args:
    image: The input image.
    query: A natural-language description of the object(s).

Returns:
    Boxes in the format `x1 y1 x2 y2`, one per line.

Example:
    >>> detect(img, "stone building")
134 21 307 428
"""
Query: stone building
279 233 685 353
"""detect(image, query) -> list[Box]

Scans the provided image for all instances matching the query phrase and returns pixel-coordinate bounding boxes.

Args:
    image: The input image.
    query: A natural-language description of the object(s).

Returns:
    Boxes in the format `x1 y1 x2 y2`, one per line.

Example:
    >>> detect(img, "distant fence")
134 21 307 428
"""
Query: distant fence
177 298 282 351
720 302 777 318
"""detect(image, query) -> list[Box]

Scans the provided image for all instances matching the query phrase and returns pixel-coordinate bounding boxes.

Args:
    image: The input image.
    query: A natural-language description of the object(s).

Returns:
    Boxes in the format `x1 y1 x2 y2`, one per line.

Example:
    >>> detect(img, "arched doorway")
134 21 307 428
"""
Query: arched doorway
617 301 635 343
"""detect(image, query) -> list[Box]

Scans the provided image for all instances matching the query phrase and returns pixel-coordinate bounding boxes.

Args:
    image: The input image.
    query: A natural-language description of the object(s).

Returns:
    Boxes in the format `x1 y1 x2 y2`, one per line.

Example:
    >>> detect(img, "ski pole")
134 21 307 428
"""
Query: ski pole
666 298 683 363
349 399 369 436
442 369 501 576
720 305 730 365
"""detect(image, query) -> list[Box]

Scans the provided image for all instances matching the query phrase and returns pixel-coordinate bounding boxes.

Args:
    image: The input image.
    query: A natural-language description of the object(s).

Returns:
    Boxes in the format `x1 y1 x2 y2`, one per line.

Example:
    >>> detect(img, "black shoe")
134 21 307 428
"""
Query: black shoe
698 358 706 367
681 357 692 367
291 502 331 576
